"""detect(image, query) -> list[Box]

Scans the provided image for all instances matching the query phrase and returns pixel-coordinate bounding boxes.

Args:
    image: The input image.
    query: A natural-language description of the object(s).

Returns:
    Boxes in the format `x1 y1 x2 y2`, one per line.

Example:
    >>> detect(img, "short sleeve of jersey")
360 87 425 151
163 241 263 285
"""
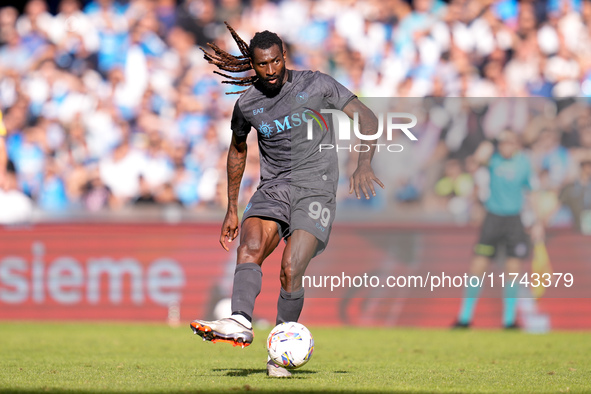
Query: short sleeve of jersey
231 100 251 138
316 72 356 110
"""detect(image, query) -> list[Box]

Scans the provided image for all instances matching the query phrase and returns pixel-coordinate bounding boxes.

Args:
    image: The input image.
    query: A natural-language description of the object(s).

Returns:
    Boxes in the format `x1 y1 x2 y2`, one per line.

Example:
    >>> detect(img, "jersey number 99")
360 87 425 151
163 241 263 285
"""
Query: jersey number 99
308 202 330 227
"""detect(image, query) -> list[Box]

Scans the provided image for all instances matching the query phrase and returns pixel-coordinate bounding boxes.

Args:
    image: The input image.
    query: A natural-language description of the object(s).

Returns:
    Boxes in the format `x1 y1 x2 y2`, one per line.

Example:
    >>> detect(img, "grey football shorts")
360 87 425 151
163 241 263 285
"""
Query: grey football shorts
242 182 336 257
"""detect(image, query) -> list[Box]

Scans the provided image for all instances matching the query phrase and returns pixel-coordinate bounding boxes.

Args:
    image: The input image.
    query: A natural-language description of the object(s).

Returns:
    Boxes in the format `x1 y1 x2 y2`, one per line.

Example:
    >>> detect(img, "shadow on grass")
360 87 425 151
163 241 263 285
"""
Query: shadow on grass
212 368 318 377
212 367 265 377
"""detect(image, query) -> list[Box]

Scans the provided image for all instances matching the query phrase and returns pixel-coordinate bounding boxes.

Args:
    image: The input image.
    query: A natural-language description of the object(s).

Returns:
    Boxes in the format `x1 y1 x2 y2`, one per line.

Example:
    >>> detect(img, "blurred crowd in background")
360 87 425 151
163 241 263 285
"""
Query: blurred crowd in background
1 0 591 230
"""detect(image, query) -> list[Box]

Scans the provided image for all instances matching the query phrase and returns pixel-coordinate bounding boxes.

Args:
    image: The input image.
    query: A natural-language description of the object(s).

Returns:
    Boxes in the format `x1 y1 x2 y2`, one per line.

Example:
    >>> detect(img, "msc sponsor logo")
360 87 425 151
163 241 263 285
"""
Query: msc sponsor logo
256 109 326 138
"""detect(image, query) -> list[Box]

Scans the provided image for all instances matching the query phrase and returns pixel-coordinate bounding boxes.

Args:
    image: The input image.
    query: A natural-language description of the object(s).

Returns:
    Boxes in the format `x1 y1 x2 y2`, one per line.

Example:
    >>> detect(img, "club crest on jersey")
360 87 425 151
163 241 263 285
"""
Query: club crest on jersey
295 92 309 104
258 121 274 138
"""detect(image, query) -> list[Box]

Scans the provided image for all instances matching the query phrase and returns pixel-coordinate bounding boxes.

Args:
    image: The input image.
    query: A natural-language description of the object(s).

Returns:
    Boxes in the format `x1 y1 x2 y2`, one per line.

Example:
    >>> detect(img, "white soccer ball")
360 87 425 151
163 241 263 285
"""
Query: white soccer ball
266 322 314 369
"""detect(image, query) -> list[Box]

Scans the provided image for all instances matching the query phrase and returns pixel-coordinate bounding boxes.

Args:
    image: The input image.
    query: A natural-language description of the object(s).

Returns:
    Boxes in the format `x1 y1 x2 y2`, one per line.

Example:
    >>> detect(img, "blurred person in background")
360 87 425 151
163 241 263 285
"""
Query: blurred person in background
49 0 100 73
170 140 200 207
0 7 19 42
156 0 176 34
10 123 47 199
434 158 475 223
15 0 53 62
560 158 591 233
37 154 69 211
0 26 32 71
530 129 573 191
154 181 182 206
139 116 174 193
16 0 53 40
98 134 146 209
134 174 157 205
544 34 582 98
454 131 544 329
504 35 540 96
88 0 129 76
175 0 219 47
0 160 34 224
81 165 112 211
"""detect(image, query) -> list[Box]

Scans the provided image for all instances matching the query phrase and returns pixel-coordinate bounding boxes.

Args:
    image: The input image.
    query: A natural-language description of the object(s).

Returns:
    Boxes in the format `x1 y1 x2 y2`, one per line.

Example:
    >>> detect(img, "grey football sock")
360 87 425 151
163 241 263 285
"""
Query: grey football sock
231 263 262 321
276 287 305 325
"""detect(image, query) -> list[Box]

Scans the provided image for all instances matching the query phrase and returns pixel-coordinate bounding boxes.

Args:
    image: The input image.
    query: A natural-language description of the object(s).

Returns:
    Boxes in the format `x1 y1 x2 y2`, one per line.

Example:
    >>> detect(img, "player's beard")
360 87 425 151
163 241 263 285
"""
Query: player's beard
257 67 286 96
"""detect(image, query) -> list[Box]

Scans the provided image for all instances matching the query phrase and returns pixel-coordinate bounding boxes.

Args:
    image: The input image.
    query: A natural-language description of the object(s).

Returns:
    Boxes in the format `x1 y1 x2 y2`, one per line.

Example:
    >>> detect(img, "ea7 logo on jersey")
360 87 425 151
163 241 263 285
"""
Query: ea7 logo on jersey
253 108 264 115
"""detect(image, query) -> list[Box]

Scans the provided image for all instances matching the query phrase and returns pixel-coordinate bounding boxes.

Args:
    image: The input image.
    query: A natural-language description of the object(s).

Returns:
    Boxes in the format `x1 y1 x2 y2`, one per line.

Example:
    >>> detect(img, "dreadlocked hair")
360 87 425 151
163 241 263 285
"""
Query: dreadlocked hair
202 23 285 95
201 22 257 95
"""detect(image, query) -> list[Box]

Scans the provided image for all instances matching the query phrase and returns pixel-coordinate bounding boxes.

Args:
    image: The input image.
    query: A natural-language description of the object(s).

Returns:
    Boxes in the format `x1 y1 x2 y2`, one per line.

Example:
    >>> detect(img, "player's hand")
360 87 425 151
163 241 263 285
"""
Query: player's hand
220 209 240 251
349 163 384 200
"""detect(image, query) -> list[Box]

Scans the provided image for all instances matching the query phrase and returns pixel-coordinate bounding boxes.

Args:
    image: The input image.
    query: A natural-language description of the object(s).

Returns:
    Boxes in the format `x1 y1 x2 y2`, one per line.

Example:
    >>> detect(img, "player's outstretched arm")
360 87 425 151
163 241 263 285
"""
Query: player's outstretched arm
342 98 384 199
220 133 248 251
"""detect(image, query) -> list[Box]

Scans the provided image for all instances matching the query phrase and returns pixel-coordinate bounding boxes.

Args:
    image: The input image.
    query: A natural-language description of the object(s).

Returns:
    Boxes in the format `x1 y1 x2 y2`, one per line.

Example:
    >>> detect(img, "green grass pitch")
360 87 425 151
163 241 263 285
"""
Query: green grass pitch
0 322 589 393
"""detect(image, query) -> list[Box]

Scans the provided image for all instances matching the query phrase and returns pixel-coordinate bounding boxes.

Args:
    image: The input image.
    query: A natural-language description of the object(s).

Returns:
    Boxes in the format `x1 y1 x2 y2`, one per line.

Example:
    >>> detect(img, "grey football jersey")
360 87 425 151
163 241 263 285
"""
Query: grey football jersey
231 70 356 193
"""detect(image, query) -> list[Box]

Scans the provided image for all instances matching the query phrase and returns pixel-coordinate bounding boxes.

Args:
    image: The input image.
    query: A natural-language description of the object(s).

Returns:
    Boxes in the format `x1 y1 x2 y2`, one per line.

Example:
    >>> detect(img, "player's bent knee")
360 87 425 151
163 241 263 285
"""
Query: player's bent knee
237 240 265 264
280 263 292 277
280 256 307 283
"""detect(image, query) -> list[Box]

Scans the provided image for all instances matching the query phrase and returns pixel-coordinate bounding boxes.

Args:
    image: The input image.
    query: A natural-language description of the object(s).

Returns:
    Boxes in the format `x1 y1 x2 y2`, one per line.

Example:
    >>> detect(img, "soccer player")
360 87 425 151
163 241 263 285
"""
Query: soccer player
190 24 383 377
455 131 543 329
